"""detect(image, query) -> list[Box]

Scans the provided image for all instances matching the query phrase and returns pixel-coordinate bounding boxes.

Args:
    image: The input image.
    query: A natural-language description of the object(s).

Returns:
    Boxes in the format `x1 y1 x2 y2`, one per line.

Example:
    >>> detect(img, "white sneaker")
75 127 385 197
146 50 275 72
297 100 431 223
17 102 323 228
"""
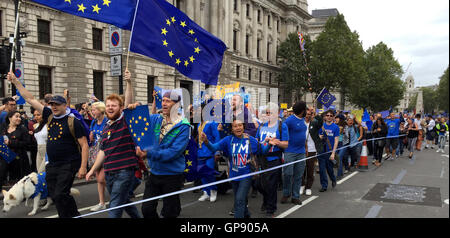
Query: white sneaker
300 186 305 195
305 189 312 196
437 149 441 153
210 190 217 202
198 191 210 201
90 203 106 212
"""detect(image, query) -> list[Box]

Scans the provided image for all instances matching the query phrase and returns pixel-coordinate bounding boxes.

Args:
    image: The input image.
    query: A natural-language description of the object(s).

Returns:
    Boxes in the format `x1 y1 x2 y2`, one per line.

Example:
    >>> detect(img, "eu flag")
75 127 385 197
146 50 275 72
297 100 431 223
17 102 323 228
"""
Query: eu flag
30 0 137 30
317 88 337 108
124 105 152 150
154 86 163 110
129 0 227 85
0 137 17 164
184 137 218 182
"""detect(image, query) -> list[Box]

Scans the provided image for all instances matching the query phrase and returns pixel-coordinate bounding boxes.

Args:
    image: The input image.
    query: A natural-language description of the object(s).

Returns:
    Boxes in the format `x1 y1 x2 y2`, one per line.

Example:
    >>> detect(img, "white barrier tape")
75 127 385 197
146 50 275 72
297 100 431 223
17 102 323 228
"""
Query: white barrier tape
74 135 406 218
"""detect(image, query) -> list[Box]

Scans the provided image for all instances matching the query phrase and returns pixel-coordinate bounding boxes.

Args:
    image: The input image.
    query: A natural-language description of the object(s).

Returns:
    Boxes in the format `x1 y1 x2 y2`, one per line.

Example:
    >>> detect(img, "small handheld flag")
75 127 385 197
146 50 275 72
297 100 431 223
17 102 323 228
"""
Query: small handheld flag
124 105 153 150
0 136 17 164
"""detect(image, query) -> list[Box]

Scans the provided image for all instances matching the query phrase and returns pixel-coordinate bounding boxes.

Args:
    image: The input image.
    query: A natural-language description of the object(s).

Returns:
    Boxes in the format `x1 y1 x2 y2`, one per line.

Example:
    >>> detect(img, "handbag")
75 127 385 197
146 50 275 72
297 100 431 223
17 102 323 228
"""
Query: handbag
88 139 101 169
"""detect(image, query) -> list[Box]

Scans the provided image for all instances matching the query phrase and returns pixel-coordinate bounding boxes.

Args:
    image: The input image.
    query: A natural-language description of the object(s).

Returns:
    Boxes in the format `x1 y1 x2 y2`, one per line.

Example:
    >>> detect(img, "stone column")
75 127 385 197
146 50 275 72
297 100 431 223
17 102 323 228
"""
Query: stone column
186 0 194 19
210 0 218 36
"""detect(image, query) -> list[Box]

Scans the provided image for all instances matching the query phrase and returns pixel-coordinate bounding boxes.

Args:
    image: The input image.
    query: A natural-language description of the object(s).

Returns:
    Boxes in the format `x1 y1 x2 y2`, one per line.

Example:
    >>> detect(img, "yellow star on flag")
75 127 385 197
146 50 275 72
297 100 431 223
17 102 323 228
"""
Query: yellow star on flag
180 21 187 27
175 58 181 65
171 17 176 23
166 19 171 26
168 51 174 57
65 0 71 4
186 160 193 167
77 3 86 13
103 0 111 7
92 4 101 14
162 40 168 47
184 60 189 67
189 56 195 63
161 28 168 35
194 47 201 54
188 29 195 35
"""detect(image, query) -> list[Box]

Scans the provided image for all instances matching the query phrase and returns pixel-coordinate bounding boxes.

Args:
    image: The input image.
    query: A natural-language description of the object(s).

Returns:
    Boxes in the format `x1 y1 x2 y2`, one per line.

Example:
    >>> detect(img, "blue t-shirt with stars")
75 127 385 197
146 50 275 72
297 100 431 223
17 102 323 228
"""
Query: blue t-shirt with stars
90 117 108 146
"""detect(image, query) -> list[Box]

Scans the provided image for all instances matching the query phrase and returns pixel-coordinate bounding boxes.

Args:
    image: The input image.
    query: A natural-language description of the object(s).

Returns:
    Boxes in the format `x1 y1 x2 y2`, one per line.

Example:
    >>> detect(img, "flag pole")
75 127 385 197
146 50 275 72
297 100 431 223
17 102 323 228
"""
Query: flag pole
9 0 22 73
126 0 141 70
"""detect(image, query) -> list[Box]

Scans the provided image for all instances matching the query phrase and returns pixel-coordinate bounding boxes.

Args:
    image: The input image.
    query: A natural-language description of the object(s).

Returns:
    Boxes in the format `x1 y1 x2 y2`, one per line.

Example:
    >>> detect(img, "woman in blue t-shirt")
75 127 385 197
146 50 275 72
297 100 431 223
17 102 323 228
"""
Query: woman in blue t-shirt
88 101 108 212
201 117 272 218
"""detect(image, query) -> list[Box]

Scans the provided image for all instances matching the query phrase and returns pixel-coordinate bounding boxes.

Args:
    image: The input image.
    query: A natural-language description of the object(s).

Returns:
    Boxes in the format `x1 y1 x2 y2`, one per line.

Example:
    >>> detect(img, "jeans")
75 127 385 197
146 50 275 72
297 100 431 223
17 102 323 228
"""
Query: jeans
318 152 336 189
105 168 141 218
302 152 317 189
142 173 184 218
198 157 217 195
407 137 417 152
46 160 80 218
396 137 405 156
282 153 306 200
231 176 252 218
338 143 349 177
439 135 447 149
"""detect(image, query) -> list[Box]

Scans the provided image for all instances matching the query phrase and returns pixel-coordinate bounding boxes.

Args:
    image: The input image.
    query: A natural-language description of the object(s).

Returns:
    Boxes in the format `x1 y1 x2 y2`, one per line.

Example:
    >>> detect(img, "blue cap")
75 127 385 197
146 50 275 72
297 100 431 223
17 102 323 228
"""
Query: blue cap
48 95 67 105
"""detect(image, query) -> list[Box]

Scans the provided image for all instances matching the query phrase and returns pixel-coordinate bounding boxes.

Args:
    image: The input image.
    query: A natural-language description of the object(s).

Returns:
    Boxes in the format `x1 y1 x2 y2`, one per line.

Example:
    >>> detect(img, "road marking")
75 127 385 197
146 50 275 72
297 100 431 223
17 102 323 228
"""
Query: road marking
337 171 359 185
442 154 449 158
45 193 145 218
444 199 449 205
365 205 382 218
392 169 407 184
276 196 319 218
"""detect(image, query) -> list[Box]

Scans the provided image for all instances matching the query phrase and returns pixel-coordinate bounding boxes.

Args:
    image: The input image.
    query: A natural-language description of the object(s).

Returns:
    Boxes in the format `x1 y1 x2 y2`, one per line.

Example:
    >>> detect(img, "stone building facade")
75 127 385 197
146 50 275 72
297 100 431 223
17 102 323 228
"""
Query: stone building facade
0 0 312 111
396 74 424 114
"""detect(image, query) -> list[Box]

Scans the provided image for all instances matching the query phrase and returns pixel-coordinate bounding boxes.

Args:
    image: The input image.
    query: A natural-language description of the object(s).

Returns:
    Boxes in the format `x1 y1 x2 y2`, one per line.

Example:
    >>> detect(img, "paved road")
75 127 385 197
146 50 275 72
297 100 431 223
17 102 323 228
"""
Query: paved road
1 143 448 219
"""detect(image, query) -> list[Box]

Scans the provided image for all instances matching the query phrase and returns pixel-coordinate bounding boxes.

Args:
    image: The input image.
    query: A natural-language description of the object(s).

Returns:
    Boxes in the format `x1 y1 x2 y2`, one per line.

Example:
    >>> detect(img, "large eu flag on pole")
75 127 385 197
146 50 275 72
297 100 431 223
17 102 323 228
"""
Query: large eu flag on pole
129 0 227 85
317 88 337 109
30 0 137 30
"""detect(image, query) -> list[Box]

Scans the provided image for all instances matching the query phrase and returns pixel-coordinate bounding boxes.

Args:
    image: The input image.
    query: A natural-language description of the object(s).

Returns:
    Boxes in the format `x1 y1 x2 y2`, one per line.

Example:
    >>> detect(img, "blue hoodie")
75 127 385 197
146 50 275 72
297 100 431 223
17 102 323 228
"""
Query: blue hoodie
145 114 191 175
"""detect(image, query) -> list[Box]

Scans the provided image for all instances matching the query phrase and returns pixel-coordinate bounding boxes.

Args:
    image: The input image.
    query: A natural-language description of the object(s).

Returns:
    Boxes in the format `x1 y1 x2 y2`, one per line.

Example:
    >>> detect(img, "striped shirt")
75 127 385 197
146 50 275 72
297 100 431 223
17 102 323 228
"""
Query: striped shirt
100 113 138 172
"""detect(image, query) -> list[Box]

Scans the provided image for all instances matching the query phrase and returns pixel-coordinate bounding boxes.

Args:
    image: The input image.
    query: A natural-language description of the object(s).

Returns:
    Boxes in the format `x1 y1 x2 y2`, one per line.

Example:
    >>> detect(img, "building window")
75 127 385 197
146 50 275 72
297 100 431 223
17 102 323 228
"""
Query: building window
268 15 271 27
269 72 272 85
93 71 104 101
277 20 280 32
147 76 155 104
257 10 261 23
233 0 238 12
257 39 261 58
92 28 103 51
245 34 249 55
233 30 238 51
246 4 250 17
180 80 193 104
38 66 52 99
248 68 252 81
267 42 271 62
259 71 263 83
236 65 240 79
0 10 3 37
175 0 184 11
37 19 50 45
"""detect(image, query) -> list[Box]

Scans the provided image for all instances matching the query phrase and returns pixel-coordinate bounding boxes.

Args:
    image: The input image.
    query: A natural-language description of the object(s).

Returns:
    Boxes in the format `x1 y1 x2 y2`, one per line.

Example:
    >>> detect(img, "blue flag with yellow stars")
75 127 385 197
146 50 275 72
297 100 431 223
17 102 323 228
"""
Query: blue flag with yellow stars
154 86 163 110
129 0 227 85
0 136 17 164
184 138 198 182
317 88 337 109
124 105 152 150
30 0 137 30
184 137 218 182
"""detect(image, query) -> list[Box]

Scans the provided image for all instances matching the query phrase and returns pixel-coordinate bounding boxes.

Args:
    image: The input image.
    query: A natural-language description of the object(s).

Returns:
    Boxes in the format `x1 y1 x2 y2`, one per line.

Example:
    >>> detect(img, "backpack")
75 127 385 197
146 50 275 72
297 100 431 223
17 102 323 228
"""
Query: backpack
46 109 90 152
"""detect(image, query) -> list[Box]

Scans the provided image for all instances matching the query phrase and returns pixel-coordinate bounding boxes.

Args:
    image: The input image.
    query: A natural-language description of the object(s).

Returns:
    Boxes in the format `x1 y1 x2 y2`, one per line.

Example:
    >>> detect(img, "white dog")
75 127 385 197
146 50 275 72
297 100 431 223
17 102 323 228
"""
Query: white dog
2 172 80 216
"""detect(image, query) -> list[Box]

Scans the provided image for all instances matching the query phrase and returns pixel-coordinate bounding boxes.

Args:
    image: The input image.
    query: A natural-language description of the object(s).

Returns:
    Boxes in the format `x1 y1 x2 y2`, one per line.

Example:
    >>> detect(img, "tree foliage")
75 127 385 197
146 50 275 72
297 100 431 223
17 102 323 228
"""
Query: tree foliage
354 42 405 112
437 66 449 112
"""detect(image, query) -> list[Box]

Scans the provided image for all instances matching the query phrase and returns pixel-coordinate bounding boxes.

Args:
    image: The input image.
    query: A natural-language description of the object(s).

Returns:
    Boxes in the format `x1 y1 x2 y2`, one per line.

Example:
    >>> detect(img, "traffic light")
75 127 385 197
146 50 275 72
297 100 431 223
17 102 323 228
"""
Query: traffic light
0 45 12 75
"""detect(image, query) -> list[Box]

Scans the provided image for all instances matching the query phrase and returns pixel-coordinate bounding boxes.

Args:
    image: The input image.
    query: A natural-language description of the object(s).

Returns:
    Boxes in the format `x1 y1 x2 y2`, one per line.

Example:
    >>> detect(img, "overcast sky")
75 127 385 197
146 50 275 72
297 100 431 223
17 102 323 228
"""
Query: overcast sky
308 0 449 87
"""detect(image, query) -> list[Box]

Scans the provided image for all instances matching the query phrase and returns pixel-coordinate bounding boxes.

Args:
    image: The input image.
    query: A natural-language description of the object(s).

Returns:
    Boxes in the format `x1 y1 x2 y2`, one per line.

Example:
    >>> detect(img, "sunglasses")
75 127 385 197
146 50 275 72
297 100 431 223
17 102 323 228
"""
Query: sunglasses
325 114 333 117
